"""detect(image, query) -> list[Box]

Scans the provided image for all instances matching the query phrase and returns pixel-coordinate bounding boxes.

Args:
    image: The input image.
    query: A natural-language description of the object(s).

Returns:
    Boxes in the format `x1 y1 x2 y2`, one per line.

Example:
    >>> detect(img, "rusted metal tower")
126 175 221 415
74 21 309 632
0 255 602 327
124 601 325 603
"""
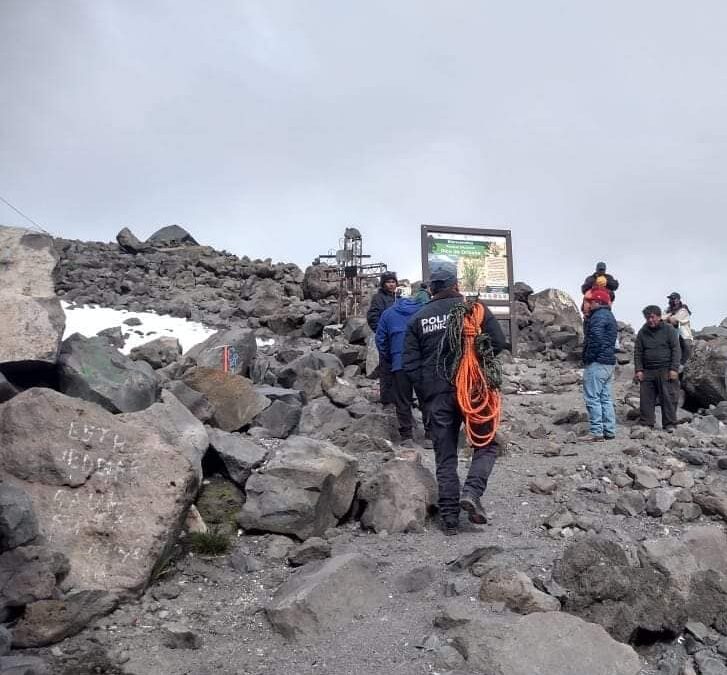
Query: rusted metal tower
315 228 387 322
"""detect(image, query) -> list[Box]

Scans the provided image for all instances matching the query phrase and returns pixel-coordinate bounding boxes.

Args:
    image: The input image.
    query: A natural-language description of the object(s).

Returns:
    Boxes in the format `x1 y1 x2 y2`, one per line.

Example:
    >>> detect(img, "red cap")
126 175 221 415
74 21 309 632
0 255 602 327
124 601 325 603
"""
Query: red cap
589 288 611 305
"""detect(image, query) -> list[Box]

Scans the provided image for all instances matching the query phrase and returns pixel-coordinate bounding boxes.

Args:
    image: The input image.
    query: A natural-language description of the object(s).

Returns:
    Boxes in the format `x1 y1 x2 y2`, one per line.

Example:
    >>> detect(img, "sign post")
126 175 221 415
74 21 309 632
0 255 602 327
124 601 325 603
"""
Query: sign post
421 224 516 350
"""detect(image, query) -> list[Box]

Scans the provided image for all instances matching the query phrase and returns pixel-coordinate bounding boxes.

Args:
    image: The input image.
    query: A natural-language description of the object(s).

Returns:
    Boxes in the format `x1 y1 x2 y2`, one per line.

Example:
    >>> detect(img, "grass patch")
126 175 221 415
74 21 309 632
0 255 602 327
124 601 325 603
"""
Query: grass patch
188 526 232 556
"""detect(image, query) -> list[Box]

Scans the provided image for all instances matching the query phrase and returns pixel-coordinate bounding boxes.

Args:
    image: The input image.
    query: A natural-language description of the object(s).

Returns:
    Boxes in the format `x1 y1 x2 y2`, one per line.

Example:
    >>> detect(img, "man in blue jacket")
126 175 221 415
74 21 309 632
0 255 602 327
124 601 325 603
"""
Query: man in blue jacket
582 288 618 441
376 294 424 442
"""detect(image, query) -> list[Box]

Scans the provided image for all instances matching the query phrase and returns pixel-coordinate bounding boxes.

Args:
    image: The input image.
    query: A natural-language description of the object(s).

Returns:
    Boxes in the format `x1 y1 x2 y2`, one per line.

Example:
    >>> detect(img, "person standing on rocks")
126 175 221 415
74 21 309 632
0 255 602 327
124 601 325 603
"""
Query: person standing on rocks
375 293 425 445
403 266 506 535
367 271 398 405
634 305 681 433
581 261 619 301
581 288 618 441
664 292 693 370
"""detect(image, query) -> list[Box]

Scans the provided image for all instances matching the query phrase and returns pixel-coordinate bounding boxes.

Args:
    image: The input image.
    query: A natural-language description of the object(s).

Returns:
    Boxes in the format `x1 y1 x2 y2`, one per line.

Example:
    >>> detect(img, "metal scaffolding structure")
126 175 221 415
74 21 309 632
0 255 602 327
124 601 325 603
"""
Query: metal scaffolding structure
315 227 387 323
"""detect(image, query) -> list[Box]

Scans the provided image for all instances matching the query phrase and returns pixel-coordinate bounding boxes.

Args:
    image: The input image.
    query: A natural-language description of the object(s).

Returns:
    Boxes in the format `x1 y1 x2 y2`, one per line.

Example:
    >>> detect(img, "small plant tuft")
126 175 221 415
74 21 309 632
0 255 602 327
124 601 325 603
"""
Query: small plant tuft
188 526 231 556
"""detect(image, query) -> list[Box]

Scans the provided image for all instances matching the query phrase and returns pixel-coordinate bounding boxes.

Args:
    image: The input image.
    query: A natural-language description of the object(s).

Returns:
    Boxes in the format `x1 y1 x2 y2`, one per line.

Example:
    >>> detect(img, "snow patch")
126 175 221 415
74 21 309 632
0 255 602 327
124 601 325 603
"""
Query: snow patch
61 302 216 355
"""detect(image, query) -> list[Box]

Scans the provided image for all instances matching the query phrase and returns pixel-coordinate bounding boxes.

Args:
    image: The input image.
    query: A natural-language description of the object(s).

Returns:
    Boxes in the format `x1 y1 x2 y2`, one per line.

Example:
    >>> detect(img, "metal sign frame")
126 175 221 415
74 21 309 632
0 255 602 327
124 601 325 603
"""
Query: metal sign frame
420 224 516 350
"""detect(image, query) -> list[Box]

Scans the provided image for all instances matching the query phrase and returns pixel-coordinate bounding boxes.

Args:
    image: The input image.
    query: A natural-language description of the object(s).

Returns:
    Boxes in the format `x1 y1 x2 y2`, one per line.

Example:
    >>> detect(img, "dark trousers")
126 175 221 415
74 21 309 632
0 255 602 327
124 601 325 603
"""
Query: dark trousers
640 369 679 428
428 391 497 522
392 370 414 439
379 359 394 405
679 338 692 367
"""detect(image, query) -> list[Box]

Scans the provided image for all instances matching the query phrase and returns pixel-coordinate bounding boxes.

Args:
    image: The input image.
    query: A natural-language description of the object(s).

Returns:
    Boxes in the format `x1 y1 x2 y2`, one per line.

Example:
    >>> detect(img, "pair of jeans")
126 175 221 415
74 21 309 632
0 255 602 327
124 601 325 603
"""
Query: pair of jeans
583 362 616 437
427 392 497 522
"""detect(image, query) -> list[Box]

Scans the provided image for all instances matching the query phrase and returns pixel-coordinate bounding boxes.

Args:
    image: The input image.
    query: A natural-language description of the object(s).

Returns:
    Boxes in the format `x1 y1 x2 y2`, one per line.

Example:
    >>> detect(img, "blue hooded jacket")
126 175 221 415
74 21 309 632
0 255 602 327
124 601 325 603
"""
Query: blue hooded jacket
583 305 617 366
375 297 423 372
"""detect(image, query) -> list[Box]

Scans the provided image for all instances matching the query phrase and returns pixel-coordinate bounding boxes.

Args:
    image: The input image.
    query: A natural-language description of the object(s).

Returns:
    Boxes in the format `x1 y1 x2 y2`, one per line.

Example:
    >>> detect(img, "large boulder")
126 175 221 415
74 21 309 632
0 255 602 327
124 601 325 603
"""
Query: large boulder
0 388 199 595
115 227 149 254
639 527 727 633
0 373 18 404
683 338 727 409
206 428 268 487
58 333 158 413
298 398 351 439
359 457 436 533
530 288 583 334
129 336 182 369
119 390 209 480
265 553 387 640
253 399 301 438
185 328 257 378
553 535 686 643
163 380 214 423
277 352 345 390
451 612 641 675
146 224 198 247
0 226 65 369
301 264 338 301
182 367 270 432
238 436 357 539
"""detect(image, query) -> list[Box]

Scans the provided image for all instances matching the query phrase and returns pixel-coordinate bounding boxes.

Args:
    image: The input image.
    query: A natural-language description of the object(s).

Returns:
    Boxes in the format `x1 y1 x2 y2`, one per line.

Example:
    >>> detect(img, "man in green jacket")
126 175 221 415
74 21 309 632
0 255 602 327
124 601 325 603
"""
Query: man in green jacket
634 305 681 432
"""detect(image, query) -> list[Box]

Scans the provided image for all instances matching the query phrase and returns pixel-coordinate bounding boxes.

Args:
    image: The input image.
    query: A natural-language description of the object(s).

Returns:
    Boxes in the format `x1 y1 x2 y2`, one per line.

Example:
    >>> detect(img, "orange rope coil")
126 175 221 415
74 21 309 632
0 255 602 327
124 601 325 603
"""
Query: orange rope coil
454 302 501 446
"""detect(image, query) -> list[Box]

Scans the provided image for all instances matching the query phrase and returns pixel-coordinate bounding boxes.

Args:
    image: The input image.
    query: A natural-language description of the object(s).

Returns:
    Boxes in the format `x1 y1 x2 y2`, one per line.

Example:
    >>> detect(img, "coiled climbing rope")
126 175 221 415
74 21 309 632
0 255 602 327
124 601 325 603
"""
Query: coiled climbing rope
438 301 502 446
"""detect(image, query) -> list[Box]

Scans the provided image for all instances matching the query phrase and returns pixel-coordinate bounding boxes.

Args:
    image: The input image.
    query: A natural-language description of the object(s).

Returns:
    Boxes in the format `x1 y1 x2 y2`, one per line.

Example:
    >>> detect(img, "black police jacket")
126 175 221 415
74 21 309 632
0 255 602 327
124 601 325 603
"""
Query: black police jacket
402 293 506 401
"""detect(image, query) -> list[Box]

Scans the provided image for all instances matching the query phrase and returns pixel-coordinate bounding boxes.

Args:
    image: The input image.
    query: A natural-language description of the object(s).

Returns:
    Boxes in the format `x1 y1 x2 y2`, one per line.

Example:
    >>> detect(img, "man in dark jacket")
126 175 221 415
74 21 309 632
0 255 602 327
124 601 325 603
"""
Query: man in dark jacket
375 295 424 442
634 305 681 432
581 288 618 441
367 271 397 404
581 261 619 301
403 266 506 535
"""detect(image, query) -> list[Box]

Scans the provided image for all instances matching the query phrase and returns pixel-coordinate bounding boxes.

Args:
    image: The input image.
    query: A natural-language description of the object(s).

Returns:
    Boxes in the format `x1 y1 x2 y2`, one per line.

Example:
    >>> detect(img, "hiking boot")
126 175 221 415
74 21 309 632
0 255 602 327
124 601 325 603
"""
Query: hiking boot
440 518 459 536
603 433 616 440
663 425 675 434
460 493 488 524
422 438 434 450
577 434 605 443
399 437 417 449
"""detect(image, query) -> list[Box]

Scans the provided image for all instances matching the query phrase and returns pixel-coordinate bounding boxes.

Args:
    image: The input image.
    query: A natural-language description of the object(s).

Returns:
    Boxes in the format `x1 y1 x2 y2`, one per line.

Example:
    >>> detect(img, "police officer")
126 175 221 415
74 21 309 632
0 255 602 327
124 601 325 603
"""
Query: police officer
403 265 506 535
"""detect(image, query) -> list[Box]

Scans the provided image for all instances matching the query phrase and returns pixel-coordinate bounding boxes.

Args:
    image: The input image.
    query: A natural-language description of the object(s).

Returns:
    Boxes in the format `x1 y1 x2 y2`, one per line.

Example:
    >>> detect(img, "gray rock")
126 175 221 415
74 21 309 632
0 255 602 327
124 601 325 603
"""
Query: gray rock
628 465 661 490
434 644 466 671
359 457 437 533
185 328 257 378
0 388 198 597
239 436 357 539
0 546 69 618
129 336 182 369
0 484 38 551
288 537 331 567
298 398 351 439
206 428 268 487
646 488 679 517
671 502 702 521
0 226 65 368
146 224 198 246
115 227 149 254
161 622 202 650
278 352 344 389
342 318 370 345
544 507 576 530
182 367 270 432
120 390 209 480
11 590 118 647
694 489 727 522
683 340 727 409
301 264 338 301
96 326 125 349
614 491 646 517
58 333 158 413
553 535 687 643
253 400 301 439
253 386 303 406
0 654 51 675
164 380 214 423
529 476 557 495
451 612 641 675
0 373 18 404
694 652 727 675
265 553 387 639
478 566 561 613
670 471 695 488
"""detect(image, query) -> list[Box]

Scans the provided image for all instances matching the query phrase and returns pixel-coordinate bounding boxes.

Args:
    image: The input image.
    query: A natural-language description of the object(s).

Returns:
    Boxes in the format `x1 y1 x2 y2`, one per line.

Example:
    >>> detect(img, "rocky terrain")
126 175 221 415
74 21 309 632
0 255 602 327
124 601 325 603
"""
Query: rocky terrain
2 223 727 675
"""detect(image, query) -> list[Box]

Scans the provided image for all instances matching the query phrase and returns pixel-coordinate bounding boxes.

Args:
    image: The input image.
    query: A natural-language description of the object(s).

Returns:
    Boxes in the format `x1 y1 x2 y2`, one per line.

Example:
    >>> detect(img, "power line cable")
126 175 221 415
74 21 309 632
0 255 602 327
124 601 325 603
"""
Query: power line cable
0 194 50 235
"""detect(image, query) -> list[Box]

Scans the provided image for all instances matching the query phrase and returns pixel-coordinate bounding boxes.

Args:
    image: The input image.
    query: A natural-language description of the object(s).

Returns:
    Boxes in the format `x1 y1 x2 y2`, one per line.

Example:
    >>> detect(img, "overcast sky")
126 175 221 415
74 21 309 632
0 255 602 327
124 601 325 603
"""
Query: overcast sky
1 1 726 329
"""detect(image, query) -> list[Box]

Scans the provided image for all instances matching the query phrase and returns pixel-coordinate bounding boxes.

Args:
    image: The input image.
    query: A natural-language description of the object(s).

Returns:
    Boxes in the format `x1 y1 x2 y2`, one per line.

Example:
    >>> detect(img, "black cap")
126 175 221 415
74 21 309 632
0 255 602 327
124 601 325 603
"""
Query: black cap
430 264 457 291
667 291 680 300
596 261 606 272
